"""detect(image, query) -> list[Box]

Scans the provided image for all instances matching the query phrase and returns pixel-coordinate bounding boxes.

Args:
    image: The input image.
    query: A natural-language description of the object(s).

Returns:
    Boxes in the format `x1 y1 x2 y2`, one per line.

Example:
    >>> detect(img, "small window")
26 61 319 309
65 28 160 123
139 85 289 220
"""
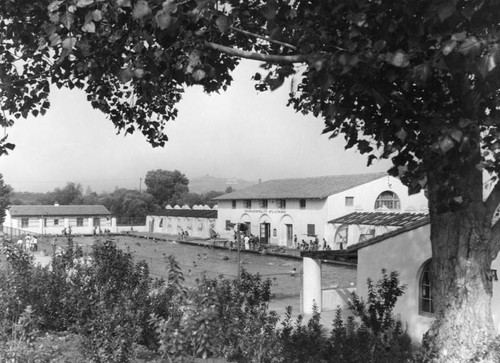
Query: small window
232 200 237 209
54 218 59 226
345 196 354 206
225 220 232 230
307 224 315 236
21 218 29 228
259 199 268 208
420 260 434 315
277 199 286 208
300 199 306 208
76 218 83 227
374 191 401 210
244 200 252 208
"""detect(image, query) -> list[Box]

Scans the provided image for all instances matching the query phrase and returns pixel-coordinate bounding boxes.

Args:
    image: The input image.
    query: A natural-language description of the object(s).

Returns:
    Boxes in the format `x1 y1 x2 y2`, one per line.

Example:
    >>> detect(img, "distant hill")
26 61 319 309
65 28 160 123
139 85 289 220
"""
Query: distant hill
188 175 257 194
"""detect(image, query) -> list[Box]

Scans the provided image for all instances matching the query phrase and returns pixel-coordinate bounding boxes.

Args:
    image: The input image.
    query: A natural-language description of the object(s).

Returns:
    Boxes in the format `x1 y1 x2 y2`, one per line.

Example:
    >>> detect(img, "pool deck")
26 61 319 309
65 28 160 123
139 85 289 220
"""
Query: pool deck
124 231 357 267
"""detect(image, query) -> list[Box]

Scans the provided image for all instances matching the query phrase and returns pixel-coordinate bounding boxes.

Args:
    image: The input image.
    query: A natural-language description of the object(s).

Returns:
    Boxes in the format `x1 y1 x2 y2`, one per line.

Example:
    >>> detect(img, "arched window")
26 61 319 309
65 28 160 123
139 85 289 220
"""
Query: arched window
334 224 349 249
374 191 401 210
419 260 434 315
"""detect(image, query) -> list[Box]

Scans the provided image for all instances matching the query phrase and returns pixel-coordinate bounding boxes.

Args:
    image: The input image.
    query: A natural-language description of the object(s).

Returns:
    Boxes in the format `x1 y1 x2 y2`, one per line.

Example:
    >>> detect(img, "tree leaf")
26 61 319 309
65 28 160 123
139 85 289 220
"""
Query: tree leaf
156 11 173 30
117 0 132 8
162 0 178 14
119 68 134 83
216 15 231 33
92 9 103 22
48 0 63 12
62 37 77 51
133 0 151 20
261 0 278 21
386 50 409 68
82 21 96 33
374 40 386 52
76 0 94 8
457 37 481 56
192 69 206 81
437 2 455 22
441 40 456 56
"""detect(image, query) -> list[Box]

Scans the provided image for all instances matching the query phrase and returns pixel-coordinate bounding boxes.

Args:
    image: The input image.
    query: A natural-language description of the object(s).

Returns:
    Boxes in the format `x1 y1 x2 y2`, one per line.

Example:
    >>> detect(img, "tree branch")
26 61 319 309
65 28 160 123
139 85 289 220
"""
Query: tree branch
204 41 307 63
230 26 298 51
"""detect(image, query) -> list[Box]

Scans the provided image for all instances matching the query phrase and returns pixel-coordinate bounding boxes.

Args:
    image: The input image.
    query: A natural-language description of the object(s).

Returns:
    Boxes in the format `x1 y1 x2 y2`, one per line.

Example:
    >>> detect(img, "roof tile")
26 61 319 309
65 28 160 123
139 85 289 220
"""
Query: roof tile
214 172 387 200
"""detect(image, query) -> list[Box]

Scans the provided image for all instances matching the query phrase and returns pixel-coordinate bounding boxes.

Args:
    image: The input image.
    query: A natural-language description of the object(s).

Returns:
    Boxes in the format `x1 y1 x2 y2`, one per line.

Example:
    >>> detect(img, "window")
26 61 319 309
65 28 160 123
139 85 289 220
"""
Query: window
374 191 401 210
420 260 434 315
159 218 163 227
43 218 47 227
244 200 252 208
21 218 29 228
93 217 100 227
54 219 59 226
300 199 306 208
225 220 232 230
259 199 268 208
76 218 84 227
307 224 315 236
277 199 286 208
232 200 236 209
345 196 354 206
334 224 349 246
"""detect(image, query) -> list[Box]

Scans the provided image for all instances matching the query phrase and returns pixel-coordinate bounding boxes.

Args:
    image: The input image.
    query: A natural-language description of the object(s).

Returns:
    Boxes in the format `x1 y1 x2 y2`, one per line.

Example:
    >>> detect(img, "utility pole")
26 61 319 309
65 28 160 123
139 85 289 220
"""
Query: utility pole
237 224 241 280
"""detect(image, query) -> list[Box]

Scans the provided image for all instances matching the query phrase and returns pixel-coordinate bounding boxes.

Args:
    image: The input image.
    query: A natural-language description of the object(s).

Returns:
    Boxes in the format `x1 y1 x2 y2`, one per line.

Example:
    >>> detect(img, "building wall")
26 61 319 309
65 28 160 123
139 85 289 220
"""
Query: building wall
325 176 428 248
146 215 216 239
356 224 500 342
3 211 112 236
216 198 328 246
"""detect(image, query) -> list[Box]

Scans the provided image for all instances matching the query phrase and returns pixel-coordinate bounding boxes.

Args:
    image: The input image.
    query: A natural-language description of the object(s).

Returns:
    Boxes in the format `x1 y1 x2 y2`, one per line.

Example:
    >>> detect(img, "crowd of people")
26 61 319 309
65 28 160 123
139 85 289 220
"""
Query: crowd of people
295 235 333 251
16 234 38 252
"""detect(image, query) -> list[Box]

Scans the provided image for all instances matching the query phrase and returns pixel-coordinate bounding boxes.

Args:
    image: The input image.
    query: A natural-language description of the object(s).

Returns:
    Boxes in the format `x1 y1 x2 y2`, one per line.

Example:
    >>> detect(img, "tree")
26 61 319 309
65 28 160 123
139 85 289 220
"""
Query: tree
1 0 500 360
144 169 189 206
37 182 84 205
0 174 12 225
100 188 157 224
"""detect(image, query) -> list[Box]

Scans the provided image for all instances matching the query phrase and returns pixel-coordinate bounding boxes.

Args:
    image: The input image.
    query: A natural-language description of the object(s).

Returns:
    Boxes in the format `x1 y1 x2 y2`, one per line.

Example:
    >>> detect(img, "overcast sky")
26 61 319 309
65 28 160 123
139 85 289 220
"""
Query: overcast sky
0 60 392 193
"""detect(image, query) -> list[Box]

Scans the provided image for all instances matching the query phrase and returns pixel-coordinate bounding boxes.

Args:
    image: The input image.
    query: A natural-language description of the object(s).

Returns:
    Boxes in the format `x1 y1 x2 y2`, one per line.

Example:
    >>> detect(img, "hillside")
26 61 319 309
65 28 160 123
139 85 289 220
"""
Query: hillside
188 175 256 194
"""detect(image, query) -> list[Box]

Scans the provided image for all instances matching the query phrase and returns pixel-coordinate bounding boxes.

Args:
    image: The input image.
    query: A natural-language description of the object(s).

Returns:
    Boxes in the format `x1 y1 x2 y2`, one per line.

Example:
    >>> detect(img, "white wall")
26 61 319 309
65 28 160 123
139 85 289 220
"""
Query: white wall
357 224 500 342
216 198 328 246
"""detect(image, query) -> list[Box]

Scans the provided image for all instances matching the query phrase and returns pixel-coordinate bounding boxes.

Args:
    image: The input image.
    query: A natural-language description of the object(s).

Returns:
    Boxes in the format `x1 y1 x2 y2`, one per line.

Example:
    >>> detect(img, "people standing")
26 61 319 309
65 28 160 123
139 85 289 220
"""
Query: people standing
244 234 250 250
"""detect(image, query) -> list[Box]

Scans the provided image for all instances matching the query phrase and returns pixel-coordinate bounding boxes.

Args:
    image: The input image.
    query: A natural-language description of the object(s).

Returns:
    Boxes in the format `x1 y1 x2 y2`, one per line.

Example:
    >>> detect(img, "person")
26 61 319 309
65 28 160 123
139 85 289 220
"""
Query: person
17 238 24 249
294 234 298 249
291 268 297 277
68 226 72 235
32 236 38 252
323 238 327 250
93 226 97 236
244 234 250 250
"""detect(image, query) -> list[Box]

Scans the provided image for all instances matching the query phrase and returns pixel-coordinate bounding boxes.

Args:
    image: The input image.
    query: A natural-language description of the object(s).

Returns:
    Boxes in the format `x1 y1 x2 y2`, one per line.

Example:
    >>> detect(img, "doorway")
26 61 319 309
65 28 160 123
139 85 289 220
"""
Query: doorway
286 224 293 247
260 222 271 243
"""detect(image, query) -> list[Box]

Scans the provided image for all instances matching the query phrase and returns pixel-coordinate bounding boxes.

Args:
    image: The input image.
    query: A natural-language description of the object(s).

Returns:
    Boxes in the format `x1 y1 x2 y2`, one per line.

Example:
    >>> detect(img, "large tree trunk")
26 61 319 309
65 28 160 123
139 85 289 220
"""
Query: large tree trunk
423 167 498 362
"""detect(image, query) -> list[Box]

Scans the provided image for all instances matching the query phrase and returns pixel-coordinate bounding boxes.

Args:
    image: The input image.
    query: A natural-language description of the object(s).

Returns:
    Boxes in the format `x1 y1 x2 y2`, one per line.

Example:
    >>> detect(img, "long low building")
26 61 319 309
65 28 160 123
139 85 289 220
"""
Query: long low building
146 206 218 239
213 172 428 248
3 204 112 236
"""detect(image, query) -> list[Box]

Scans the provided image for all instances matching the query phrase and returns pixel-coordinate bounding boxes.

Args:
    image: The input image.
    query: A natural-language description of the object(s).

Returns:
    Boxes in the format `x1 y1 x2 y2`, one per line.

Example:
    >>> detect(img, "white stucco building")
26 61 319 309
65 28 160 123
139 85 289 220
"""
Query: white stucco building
302 218 500 342
213 172 428 247
3 204 113 236
146 206 218 239
354 221 500 342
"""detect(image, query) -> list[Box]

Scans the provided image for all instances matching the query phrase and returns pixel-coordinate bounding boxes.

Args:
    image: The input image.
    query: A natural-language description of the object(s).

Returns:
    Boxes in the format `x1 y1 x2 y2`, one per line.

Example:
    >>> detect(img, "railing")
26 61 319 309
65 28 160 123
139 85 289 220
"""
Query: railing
2 226 42 242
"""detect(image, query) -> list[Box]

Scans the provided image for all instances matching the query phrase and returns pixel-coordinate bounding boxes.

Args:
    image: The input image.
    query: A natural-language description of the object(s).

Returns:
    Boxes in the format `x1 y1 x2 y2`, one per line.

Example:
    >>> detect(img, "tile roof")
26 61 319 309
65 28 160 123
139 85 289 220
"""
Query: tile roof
9 205 111 217
150 209 218 219
213 172 387 200
329 212 429 227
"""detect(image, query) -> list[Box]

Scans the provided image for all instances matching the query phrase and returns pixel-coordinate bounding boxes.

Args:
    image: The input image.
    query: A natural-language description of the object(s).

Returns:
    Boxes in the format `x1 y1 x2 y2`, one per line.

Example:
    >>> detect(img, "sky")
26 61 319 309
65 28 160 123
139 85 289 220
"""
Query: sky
0 60 392 193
